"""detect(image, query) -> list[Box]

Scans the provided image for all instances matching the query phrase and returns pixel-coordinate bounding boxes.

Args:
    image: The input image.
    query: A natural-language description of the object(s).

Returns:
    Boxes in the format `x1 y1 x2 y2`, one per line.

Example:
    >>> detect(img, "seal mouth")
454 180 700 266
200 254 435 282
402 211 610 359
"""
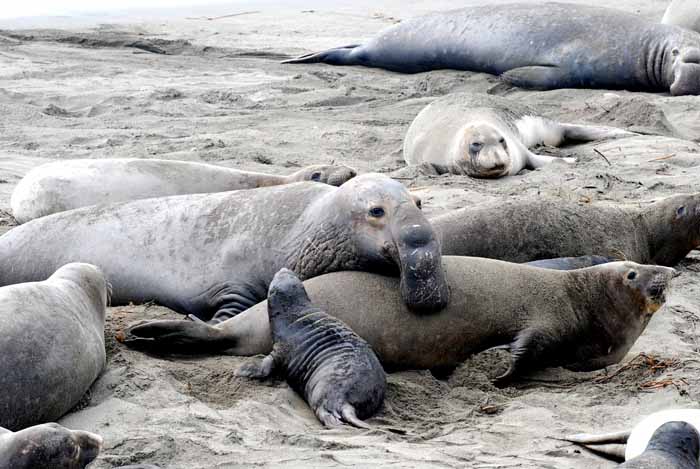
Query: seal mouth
670 52 700 96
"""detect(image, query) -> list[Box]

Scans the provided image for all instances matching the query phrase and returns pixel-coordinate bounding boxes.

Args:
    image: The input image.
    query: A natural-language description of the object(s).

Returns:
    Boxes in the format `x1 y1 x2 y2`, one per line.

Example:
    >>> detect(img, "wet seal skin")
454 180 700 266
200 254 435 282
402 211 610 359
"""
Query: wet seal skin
283 2 700 96
237 268 386 428
11 158 357 223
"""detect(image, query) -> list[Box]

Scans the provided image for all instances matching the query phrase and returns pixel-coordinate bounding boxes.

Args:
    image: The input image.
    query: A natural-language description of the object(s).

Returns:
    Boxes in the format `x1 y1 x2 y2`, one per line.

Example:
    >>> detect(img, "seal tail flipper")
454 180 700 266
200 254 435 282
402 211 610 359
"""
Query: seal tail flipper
116 319 235 353
281 44 362 65
341 404 371 429
559 123 637 142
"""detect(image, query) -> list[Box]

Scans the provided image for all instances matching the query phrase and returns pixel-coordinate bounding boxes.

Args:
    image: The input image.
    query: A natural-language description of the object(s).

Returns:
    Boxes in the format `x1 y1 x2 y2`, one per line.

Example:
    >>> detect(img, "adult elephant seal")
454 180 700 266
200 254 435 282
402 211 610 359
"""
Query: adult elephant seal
0 423 102 468
0 263 107 430
283 2 700 95
0 174 449 323
663 0 700 34
11 158 357 223
430 193 700 266
237 269 385 428
618 422 700 468
119 257 677 384
404 93 633 177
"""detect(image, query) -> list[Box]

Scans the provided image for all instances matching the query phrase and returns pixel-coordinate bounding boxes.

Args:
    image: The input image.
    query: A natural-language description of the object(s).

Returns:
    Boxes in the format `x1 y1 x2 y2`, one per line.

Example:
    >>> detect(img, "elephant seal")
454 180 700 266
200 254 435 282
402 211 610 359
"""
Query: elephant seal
0 174 449 323
430 193 700 266
11 158 357 223
619 422 700 468
0 263 107 431
283 2 700 95
119 257 677 384
403 93 633 177
663 0 700 34
566 409 700 463
0 423 102 469
237 269 385 428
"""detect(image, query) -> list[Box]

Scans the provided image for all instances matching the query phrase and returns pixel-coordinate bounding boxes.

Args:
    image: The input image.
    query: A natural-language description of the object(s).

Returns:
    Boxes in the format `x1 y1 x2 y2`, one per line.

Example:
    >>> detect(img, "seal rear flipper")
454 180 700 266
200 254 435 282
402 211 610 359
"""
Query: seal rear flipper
281 44 362 65
572 443 627 462
559 123 637 142
117 319 235 353
500 66 568 90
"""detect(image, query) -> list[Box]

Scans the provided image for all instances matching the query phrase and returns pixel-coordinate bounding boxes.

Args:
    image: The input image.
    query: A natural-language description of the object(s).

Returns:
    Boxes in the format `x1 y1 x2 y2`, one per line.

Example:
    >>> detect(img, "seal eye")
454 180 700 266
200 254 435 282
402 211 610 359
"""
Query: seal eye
470 142 483 153
627 271 637 280
310 172 322 181
499 137 505 144
672 48 680 57
677 206 686 217
415 199 422 210
368 207 385 218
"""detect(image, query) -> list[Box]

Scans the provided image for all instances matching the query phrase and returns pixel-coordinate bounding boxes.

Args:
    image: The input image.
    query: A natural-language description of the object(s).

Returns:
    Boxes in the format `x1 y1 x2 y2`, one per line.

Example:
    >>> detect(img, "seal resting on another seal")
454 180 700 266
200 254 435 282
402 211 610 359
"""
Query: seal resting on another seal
430 193 700 266
403 93 633 177
120 257 677 384
0 423 102 469
663 0 700 34
11 158 357 223
0 263 107 431
0 174 449 324
237 269 385 428
283 2 700 95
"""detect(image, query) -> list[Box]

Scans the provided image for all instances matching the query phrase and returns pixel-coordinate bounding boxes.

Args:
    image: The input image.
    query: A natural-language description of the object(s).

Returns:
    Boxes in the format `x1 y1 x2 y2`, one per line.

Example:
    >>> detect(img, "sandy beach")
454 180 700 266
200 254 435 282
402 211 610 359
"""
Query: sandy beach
1 1 700 467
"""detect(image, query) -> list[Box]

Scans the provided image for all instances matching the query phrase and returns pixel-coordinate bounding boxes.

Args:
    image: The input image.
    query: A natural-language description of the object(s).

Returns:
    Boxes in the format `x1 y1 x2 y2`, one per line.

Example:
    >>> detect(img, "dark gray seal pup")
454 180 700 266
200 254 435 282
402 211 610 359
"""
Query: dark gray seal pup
11 158 357 223
0 423 102 468
619 422 700 468
0 263 107 431
404 93 632 178
283 2 700 95
237 268 385 428
663 1 700 35
0 174 449 324
430 193 700 266
119 257 677 384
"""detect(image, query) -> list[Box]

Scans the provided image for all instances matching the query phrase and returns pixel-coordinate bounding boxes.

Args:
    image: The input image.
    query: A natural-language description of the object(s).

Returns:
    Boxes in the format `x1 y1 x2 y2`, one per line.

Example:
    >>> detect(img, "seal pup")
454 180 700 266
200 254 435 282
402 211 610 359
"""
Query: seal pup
237 269 385 428
430 193 700 266
663 0 700 34
120 257 677 384
0 423 102 469
403 93 633 177
0 174 449 324
11 158 357 223
0 263 108 430
283 3 700 95
566 409 700 462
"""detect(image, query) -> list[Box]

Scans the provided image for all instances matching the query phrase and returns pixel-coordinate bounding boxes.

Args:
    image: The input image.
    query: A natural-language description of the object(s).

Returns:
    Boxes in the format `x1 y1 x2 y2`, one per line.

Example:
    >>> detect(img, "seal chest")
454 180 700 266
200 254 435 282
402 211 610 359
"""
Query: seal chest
237 268 386 428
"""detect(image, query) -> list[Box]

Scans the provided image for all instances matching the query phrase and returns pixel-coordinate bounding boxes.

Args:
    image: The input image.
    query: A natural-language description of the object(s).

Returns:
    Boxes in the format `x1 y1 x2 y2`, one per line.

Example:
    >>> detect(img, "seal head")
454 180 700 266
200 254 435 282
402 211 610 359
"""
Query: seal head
621 421 700 468
454 123 511 178
288 164 358 186
644 193 700 265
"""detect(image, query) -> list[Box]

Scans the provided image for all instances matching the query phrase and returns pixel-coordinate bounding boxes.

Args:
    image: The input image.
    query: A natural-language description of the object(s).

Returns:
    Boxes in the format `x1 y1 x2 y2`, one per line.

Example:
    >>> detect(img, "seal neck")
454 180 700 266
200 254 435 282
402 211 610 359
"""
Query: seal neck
641 31 675 91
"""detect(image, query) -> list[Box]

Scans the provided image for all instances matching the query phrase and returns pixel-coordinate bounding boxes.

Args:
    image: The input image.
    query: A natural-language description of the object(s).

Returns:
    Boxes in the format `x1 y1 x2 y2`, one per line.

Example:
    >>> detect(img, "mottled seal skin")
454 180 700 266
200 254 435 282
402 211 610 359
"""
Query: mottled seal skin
0 263 107 431
0 174 449 325
283 2 700 96
120 257 676 385
11 158 357 223
403 93 633 178
431 193 700 267
237 269 385 428
619 422 700 469
0 422 102 469
663 0 700 35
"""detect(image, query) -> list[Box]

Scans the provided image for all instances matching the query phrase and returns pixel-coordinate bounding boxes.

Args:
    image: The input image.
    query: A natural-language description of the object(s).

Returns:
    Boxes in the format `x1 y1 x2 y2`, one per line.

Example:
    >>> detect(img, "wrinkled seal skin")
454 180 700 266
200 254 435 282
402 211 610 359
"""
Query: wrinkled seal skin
619 422 700 469
403 93 632 178
0 263 107 431
283 2 700 96
120 257 676 385
431 193 700 266
663 0 700 35
11 158 357 223
0 174 449 325
0 423 102 469
237 269 385 428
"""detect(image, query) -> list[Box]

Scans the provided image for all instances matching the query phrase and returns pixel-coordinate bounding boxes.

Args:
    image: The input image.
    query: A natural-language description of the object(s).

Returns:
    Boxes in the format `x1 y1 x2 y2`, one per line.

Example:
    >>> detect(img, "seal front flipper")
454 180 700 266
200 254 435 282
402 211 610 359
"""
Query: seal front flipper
281 44 362 65
236 353 278 379
500 66 569 90
117 319 236 353
493 328 552 386
526 151 576 170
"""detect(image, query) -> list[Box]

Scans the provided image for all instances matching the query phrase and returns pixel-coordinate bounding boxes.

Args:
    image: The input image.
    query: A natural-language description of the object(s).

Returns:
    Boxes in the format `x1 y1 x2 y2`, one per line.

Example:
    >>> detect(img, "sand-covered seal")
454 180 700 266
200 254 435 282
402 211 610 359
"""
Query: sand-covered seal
566 409 700 463
0 263 108 431
237 269 385 428
403 93 633 177
283 2 700 95
0 423 102 468
0 174 449 323
120 257 676 383
431 193 700 266
663 0 700 34
11 158 357 223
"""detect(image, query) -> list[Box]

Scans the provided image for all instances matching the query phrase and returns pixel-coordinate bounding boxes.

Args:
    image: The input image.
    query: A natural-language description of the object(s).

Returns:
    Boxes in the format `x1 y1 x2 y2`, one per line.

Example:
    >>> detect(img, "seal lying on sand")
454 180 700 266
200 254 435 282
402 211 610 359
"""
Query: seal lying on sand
237 269 385 428
430 193 700 266
0 423 102 469
11 158 357 223
120 257 677 383
403 93 633 177
663 0 700 34
0 263 107 431
283 2 700 95
0 174 449 323
565 409 700 463
619 422 699 468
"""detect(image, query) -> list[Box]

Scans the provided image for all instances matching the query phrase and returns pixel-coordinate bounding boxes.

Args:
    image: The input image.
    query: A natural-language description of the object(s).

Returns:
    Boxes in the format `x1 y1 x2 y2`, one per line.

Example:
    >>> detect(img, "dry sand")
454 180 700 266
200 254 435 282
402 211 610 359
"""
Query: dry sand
1 1 699 467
